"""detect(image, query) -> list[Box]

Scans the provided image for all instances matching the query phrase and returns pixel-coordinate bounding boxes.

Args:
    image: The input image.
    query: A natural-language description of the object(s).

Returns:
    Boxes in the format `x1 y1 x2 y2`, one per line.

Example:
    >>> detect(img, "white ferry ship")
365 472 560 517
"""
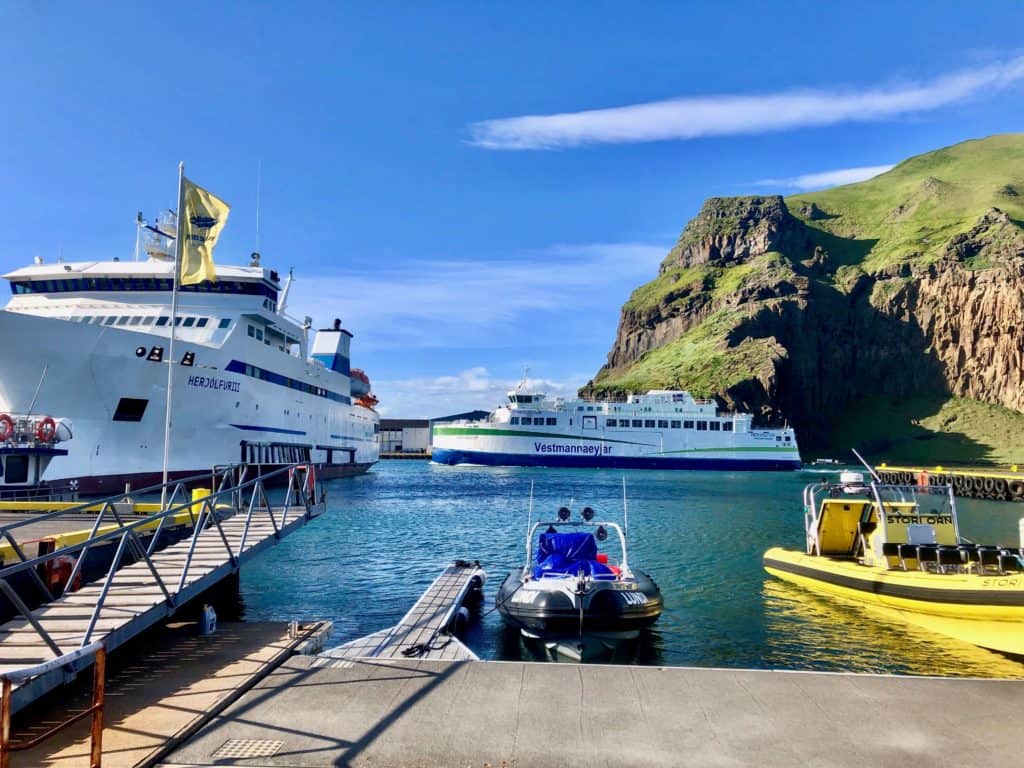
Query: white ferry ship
432 390 800 470
0 213 379 494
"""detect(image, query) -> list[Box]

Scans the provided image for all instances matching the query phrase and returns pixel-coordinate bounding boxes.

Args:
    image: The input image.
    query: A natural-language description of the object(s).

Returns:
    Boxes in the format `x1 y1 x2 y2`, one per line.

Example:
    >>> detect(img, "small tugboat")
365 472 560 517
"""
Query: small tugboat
0 412 74 499
497 503 663 661
764 470 1024 656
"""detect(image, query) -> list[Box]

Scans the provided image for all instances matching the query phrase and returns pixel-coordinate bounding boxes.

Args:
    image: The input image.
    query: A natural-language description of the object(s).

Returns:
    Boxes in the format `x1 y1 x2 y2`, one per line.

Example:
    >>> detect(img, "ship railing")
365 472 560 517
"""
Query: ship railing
0 462 323 661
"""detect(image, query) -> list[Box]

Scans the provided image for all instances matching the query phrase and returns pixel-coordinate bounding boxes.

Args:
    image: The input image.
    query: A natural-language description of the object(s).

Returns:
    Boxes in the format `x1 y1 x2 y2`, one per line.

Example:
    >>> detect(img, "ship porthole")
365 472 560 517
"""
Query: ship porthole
135 346 147 357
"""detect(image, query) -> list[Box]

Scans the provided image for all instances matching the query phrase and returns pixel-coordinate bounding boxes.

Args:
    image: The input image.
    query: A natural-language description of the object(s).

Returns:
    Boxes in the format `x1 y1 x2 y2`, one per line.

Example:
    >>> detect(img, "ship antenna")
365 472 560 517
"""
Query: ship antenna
255 158 262 253
134 211 144 261
516 367 529 393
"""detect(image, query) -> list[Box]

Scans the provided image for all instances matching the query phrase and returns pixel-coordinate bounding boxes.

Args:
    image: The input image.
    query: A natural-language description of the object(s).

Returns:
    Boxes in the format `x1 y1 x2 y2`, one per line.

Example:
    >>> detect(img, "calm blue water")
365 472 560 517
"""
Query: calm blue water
242 460 1024 677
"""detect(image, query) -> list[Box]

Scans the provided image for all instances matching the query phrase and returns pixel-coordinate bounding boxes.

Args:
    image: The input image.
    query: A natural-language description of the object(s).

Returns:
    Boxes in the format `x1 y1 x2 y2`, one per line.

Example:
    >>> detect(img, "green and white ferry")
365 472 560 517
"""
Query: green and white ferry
431 389 801 470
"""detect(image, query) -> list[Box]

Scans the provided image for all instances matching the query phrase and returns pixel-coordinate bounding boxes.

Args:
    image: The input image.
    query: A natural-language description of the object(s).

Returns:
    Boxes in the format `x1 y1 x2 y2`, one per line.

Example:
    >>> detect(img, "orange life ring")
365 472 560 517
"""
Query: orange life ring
0 413 13 441
36 416 56 443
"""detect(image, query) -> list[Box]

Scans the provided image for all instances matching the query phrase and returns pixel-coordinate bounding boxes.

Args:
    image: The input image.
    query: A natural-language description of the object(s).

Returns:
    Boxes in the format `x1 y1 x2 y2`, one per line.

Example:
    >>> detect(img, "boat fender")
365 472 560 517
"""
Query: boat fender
0 414 13 442
918 471 929 487
36 416 56 443
1009 480 1024 499
596 553 609 564
452 605 470 633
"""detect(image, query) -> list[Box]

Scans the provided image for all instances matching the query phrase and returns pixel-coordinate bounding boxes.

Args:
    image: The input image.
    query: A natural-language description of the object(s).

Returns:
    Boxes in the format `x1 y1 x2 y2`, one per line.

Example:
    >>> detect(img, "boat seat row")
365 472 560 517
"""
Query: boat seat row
881 543 1024 574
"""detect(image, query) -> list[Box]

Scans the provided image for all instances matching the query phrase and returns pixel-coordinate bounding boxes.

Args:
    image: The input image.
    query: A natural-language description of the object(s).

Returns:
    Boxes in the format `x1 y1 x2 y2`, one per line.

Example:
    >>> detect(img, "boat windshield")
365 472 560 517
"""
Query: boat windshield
873 483 959 545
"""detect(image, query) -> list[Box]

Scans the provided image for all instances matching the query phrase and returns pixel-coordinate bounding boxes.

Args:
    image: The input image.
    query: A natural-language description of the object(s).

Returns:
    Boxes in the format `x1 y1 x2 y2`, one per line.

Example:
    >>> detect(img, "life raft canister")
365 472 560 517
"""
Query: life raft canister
0 413 13 442
36 416 57 443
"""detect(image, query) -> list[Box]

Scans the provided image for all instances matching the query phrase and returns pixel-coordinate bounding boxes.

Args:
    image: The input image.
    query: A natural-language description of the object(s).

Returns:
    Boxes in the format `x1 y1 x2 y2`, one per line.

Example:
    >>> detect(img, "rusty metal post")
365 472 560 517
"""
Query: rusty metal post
1 676 11 768
89 645 106 768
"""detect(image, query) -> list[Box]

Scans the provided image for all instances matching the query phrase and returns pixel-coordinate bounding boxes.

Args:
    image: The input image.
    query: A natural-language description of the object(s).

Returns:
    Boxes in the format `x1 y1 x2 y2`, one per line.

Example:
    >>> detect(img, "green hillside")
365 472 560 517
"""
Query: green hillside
789 133 1024 273
588 134 1024 464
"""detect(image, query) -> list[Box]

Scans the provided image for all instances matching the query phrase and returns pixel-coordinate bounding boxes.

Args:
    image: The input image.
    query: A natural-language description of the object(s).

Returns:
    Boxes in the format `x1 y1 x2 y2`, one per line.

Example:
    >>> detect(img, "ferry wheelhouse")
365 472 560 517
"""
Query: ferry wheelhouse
432 389 800 470
0 213 379 494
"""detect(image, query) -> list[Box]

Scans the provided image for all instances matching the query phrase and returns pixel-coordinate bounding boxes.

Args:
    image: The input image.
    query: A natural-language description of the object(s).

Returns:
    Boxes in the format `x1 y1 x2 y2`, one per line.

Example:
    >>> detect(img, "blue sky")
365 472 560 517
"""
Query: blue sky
1 2 1022 416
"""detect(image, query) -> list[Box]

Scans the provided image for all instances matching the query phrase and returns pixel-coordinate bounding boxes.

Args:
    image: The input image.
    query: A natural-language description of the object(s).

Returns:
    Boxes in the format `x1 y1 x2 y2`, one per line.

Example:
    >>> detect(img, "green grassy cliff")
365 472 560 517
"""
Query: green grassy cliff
584 134 1024 463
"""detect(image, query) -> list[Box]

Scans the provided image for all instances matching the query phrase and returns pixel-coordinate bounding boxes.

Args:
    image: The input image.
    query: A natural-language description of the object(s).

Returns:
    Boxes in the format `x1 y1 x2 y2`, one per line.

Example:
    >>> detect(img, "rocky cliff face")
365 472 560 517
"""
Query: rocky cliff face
583 194 1024 451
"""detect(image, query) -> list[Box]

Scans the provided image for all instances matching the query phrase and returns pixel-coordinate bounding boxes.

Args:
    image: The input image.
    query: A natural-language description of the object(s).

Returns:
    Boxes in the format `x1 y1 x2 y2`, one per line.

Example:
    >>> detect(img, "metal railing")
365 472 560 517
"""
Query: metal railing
0 462 322 659
0 642 105 768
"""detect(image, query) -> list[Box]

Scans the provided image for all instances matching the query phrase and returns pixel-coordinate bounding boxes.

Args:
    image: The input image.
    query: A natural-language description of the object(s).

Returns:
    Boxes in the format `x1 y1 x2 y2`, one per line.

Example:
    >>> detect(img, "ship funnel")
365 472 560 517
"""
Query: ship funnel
310 318 352 375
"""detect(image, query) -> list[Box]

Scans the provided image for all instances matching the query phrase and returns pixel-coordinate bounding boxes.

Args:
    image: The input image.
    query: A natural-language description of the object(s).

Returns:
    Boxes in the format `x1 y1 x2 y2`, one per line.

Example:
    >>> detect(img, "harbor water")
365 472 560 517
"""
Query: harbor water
242 460 1024 677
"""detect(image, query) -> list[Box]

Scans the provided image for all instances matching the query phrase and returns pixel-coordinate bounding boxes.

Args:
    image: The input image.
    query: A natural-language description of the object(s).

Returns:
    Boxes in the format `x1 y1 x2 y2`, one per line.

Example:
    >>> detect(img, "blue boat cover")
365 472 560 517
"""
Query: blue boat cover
534 531 614 579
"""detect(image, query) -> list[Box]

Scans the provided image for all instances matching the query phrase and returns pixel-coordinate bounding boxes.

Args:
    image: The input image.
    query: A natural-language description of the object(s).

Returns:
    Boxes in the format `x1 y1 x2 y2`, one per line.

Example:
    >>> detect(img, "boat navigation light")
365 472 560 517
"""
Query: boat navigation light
557 506 571 521
582 506 595 521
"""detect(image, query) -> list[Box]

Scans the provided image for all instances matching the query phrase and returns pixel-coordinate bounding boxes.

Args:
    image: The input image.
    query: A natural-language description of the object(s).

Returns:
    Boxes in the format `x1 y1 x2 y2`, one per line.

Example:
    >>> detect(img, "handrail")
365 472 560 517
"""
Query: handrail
0 464 249 537
0 462 323 664
0 464 295 580
0 641 105 768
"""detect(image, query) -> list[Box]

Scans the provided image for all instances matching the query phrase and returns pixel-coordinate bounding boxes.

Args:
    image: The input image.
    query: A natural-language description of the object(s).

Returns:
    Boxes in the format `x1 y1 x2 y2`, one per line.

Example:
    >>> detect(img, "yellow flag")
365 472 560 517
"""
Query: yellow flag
179 177 230 285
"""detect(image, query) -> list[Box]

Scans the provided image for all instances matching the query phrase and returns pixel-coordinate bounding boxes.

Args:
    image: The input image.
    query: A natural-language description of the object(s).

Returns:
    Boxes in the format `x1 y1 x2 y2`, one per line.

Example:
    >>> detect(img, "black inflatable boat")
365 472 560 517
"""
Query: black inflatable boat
497 504 663 660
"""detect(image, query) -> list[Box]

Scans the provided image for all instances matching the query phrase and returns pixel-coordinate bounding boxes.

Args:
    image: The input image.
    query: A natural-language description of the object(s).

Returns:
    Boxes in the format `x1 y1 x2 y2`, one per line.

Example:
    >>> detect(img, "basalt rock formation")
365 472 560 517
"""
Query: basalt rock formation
582 134 1024 455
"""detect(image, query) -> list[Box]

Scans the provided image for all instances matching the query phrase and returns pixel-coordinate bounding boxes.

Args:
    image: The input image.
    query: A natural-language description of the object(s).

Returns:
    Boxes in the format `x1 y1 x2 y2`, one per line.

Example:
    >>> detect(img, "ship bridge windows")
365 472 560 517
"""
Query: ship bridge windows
657 419 668 428
510 417 520 425
644 419 655 428
710 421 721 431
631 419 642 428
103 316 117 326
606 418 617 427
156 317 169 326
696 421 708 431
546 417 557 426
684 420 694 429
10 277 278 302
723 422 733 432
218 318 232 329
520 417 533 425
670 420 681 429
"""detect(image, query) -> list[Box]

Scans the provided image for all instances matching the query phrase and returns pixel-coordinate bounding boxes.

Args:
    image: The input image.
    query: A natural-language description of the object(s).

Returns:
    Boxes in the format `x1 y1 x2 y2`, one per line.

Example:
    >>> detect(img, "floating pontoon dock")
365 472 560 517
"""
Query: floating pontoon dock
318 561 484 663
875 464 1024 501
0 463 324 714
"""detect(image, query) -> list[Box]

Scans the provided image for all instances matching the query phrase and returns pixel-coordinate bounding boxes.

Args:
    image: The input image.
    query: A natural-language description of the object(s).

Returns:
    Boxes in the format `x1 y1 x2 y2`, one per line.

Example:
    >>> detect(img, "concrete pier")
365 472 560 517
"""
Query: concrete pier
161 654 1024 767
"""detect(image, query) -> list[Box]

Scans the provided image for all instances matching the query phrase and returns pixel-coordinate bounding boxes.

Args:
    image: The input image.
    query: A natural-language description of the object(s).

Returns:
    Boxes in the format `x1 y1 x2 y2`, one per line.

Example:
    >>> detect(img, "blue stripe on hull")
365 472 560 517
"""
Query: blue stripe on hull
431 448 801 471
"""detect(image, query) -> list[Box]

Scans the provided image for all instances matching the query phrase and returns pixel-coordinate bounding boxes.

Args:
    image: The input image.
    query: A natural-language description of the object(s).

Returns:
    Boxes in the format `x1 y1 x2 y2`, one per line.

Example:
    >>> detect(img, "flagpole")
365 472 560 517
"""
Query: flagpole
160 161 185 507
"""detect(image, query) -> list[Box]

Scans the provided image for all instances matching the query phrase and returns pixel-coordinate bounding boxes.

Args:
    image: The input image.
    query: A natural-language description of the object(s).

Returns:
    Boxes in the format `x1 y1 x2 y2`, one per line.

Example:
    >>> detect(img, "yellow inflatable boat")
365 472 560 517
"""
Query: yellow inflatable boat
763 474 1024 656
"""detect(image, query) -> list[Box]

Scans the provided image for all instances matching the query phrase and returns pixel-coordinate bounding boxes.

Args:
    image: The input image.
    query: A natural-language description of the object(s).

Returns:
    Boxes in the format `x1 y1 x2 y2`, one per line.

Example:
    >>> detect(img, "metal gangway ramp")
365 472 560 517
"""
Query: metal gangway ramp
0 463 324 713
319 560 485 663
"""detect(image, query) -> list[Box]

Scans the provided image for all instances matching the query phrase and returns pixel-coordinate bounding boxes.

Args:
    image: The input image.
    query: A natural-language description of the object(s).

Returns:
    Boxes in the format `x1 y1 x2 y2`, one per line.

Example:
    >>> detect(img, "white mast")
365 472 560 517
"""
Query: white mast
160 162 185 506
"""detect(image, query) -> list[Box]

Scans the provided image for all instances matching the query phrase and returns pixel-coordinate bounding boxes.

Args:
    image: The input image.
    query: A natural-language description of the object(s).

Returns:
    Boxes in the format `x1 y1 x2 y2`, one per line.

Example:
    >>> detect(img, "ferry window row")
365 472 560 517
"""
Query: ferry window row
12 277 278 301
224 359 351 404
70 315 232 330
605 418 733 431
510 417 558 425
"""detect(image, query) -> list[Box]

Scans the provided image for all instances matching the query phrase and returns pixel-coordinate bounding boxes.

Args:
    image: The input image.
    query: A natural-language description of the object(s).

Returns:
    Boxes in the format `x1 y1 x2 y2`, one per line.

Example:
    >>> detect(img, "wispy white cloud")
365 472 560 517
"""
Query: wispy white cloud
288 242 666 350
374 367 586 418
469 55 1024 150
755 163 895 191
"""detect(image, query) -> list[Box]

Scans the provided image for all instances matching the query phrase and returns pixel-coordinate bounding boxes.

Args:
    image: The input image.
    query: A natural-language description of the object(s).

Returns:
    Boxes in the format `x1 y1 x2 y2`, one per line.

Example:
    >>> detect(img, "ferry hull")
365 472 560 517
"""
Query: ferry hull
433 447 801 471
0 310 379 488
764 547 1024 656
